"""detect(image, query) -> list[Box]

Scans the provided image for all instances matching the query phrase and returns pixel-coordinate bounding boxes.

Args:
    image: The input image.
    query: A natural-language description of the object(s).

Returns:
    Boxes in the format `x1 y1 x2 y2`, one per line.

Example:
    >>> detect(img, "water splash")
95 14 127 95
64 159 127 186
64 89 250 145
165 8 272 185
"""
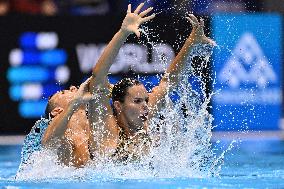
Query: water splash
145 44 220 178
16 43 227 181
15 1 232 178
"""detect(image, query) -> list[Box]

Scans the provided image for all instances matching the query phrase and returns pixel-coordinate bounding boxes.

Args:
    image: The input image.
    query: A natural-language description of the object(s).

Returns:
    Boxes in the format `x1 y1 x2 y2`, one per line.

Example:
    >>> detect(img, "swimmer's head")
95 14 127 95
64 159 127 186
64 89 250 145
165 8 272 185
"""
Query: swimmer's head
112 78 149 132
45 86 78 118
112 78 142 104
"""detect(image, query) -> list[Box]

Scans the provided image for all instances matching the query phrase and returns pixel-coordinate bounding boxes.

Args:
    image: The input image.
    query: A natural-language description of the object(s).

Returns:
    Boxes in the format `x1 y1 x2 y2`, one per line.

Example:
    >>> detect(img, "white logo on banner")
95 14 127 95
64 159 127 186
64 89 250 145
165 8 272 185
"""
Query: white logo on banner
219 32 277 88
76 43 175 74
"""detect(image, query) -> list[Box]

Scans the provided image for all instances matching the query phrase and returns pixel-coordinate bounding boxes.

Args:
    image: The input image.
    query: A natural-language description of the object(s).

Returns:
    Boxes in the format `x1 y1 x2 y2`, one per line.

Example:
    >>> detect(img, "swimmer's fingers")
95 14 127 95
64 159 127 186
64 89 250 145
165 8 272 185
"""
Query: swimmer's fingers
82 77 91 88
187 14 199 25
127 4 131 14
83 77 91 85
133 27 141 38
79 78 91 93
196 17 205 36
186 17 197 28
141 14 155 23
139 7 153 17
134 2 145 14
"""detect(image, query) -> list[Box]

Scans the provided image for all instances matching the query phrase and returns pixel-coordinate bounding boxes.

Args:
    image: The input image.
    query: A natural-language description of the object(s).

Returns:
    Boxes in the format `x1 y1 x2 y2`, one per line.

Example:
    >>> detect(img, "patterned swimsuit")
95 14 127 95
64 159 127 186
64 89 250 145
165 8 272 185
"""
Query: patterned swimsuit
111 128 152 163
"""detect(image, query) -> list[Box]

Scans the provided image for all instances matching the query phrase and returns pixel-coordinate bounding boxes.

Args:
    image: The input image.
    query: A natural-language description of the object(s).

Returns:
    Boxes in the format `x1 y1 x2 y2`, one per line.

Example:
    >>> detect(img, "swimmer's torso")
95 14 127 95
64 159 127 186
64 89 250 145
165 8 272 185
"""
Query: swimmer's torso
110 128 152 163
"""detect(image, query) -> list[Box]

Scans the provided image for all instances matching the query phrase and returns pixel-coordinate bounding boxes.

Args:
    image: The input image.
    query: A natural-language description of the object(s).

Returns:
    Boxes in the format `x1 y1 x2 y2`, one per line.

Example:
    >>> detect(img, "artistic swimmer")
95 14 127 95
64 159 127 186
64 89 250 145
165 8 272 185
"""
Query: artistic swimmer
19 3 215 169
19 79 96 169
88 3 215 162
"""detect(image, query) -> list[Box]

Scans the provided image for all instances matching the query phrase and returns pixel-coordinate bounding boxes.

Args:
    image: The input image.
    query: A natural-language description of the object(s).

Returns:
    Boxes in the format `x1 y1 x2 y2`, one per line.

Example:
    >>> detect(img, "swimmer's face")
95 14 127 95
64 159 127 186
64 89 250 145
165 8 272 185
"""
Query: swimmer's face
118 84 149 130
50 86 78 109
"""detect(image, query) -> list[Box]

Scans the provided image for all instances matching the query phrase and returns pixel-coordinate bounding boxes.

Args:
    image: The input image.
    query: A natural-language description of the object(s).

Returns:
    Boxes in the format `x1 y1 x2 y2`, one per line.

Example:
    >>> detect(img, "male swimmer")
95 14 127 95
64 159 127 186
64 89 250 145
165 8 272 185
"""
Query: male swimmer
19 79 96 168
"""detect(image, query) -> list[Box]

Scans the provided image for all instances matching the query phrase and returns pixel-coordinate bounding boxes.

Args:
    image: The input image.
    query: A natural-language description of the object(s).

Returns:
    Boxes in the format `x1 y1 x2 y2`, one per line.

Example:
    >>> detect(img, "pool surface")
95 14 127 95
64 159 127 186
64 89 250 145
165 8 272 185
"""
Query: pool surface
0 139 283 189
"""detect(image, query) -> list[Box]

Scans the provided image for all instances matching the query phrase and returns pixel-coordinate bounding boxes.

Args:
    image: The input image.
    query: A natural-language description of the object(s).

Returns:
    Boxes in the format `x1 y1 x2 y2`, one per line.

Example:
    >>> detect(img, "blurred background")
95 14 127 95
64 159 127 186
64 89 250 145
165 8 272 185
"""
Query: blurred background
0 0 283 140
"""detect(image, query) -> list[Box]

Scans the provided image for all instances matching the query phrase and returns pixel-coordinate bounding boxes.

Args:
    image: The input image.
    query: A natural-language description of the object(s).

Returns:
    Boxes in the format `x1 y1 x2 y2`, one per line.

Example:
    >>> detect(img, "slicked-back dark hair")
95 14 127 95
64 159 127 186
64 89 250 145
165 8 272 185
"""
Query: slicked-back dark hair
112 78 142 115
44 93 57 118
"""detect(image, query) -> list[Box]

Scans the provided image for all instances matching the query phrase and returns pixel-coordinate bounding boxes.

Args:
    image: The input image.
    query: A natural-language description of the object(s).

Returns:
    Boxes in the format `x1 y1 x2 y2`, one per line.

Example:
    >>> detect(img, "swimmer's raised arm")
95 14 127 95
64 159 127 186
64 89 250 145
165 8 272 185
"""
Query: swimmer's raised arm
166 14 215 82
149 14 216 114
88 3 155 123
87 4 155 157
90 3 155 90
42 78 93 147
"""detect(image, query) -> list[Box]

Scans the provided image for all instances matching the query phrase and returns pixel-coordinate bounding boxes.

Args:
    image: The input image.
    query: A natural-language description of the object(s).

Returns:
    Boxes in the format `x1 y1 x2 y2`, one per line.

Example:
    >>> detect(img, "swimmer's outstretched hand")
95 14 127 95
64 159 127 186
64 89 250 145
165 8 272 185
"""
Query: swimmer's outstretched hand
121 3 155 38
186 14 216 46
73 78 95 107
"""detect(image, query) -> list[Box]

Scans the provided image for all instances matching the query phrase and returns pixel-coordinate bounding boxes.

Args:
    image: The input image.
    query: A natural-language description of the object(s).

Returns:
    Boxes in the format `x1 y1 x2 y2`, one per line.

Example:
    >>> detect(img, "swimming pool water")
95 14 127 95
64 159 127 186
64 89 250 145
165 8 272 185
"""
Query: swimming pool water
0 140 283 189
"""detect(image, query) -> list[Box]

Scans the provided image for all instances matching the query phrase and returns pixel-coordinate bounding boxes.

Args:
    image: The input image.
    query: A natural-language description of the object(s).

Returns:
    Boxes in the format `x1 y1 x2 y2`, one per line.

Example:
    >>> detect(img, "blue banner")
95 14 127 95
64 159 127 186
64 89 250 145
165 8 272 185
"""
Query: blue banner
212 14 282 131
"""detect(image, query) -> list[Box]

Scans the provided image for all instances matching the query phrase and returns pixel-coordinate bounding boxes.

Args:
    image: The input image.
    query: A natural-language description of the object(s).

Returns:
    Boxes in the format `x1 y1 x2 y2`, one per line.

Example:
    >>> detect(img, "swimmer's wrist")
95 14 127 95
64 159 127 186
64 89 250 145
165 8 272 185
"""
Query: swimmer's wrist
119 28 131 37
187 36 199 45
